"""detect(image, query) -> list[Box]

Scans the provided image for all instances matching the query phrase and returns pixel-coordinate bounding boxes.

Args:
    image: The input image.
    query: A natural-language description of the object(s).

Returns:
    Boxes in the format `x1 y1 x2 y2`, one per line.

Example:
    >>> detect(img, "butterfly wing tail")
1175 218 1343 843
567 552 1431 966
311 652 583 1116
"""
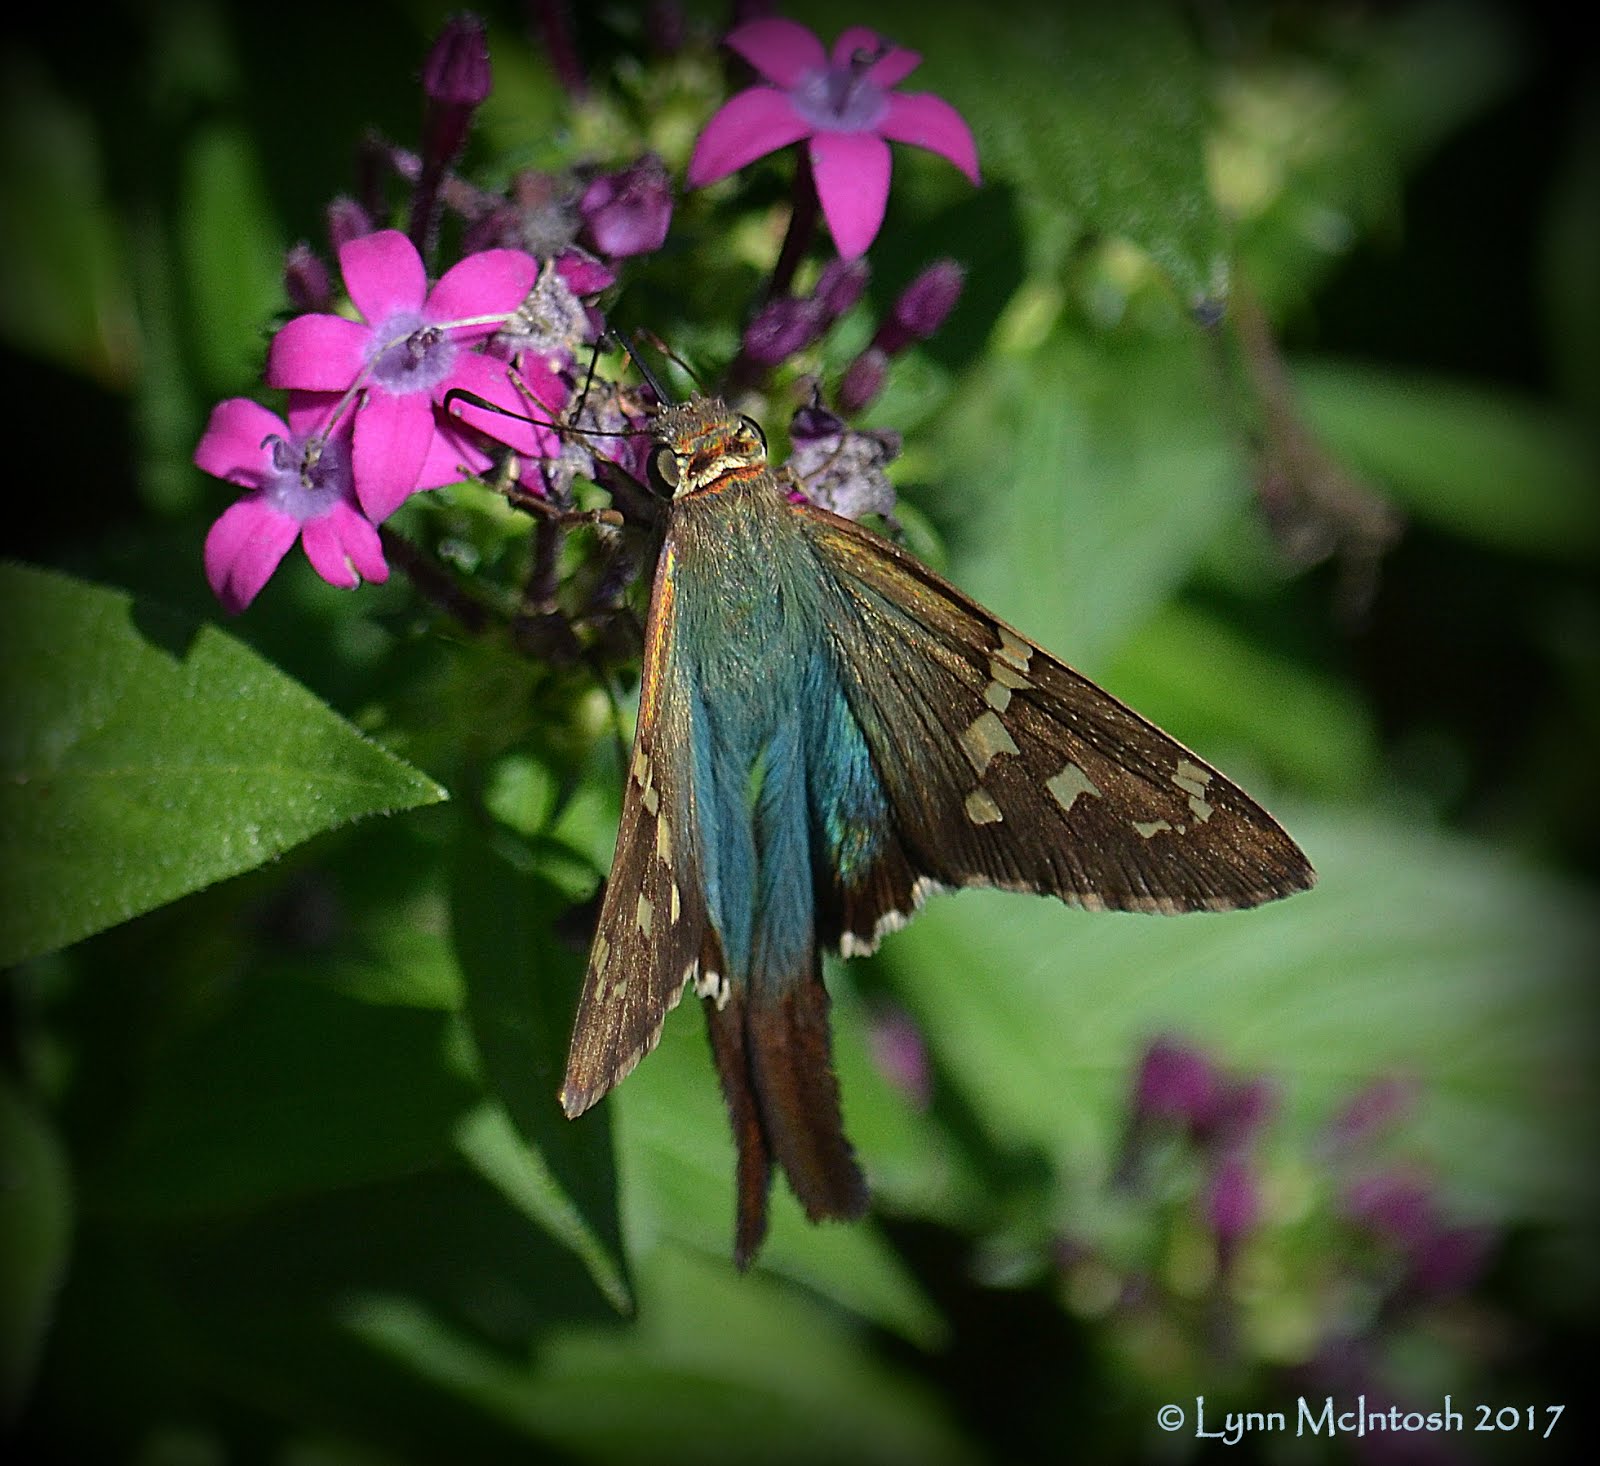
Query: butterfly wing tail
705 966 869 1269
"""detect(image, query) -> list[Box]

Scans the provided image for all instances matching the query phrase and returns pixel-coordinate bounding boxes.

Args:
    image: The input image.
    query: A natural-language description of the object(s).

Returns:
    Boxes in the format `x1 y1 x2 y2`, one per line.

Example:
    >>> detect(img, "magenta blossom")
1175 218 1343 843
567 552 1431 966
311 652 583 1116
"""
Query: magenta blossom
266 229 546 520
688 18 979 260
198 395 387 614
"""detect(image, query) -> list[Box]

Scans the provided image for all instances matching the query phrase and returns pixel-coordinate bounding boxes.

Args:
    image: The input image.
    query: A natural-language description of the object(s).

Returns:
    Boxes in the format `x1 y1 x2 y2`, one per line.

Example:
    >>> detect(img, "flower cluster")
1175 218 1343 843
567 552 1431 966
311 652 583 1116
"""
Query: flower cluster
195 12 978 614
1059 1036 1500 1449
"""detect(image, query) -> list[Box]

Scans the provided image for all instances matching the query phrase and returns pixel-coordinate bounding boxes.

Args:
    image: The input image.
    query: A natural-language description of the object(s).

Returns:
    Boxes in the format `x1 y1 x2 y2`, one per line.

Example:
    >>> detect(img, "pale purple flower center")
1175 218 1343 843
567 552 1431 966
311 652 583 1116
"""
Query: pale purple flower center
790 48 891 133
368 311 457 395
261 431 353 523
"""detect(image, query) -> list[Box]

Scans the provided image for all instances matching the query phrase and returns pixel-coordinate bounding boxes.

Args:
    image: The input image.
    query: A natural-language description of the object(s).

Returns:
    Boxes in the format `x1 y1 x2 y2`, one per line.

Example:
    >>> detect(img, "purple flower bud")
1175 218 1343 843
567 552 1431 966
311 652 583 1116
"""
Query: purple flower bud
812 257 870 321
1200 1077 1275 1151
283 243 333 312
1206 1153 1260 1244
836 346 888 416
874 259 965 355
422 14 492 107
419 15 491 189
1326 1076 1416 1151
1342 1170 1437 1248
866 1006 932 1110
1131 1037 1221 1129
326 196 374 252
579 154 673 259
742 297 822 367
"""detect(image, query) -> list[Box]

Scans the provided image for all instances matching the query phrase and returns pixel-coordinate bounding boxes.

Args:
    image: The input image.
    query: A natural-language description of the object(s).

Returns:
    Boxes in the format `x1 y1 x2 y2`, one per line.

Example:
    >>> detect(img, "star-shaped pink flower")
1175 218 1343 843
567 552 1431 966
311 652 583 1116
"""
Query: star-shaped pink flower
266 229 545 520
687 18 979 260
197 394 388 613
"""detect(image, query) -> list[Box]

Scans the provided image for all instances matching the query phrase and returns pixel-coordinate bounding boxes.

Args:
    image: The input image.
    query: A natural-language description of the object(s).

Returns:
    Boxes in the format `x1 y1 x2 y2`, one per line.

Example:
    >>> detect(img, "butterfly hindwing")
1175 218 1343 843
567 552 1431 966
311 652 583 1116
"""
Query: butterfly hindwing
796 503 1315 941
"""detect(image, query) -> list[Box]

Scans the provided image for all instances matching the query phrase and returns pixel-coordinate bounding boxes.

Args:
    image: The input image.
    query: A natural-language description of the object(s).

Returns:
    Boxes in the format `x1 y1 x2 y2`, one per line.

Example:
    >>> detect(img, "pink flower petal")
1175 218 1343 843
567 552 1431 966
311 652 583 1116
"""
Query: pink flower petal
282 391 348 439
866 44 921 90
299 514 360 589
194 399 287 485
352 392 437 520
725 17 826 88
829 25 918 86
426 248 539 329
266 313 370 391
809 131 892 260
880 92 981 183
205 499 299 614
416 422 492 489
340 229 428 324
445 351 561 459
687 86 812 188
326 500 389 584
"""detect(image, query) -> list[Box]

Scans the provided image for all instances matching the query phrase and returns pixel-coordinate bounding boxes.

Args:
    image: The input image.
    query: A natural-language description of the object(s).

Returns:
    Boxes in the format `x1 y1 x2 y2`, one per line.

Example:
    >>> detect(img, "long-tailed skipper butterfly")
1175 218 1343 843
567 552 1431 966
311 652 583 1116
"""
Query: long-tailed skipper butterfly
560 385 1314 1268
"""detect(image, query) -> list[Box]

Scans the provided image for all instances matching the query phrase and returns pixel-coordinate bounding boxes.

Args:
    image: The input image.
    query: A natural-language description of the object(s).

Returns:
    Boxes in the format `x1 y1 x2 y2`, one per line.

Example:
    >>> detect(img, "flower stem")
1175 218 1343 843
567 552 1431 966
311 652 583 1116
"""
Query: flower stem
763 151 820 304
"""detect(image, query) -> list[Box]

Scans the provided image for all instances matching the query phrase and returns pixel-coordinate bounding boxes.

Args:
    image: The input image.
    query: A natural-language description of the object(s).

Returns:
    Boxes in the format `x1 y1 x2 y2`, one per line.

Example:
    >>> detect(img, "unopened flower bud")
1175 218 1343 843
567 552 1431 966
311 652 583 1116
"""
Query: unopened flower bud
836 346 888 416
580 154 673 259
283 243 332 312
874 259 965 355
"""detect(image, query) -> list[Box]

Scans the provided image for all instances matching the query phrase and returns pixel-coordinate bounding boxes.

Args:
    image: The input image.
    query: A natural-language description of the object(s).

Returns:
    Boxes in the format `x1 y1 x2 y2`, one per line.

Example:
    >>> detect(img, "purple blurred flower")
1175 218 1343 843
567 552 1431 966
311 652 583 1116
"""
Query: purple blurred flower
580 154 674 258
266 229 544 519
1326 1076 1417 1151
1132 1037 1221 1129
688 17 979 259
866 1006 932 1110
198 395 386 613
1205 1152 1261 1268
1343 1170 1438 1248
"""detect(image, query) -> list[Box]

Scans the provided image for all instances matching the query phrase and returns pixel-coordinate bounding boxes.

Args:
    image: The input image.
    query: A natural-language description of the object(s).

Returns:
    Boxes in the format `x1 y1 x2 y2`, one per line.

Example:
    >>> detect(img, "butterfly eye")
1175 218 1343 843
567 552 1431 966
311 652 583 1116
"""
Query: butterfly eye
648 445 682 495
738 415 767 454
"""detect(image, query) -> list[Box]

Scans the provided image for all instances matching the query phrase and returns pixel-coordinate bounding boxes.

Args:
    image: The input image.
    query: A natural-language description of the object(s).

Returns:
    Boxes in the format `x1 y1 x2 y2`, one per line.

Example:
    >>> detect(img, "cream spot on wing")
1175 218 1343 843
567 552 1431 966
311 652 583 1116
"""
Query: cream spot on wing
1172 759 1214 823
965 788 1004 825
1046 762 1102 813
1134 819 1172 839
656 815 672 863
631 747 651 786
670 882 681 923
995 627 1034 672
983 681 1012 713
592 933 610 971
636 893 654 938
987 657 1033 690
959 710 1020 775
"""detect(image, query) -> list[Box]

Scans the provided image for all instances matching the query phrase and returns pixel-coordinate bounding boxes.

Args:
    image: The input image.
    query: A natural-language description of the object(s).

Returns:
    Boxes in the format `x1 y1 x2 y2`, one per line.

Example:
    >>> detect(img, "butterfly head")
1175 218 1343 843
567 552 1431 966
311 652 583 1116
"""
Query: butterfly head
646 397 770 500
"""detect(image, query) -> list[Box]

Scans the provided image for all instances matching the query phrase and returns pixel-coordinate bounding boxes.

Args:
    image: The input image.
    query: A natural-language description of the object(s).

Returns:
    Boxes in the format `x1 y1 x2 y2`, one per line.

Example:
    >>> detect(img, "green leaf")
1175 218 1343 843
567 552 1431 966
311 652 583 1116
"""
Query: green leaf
0 563 446 967
934 335 1246 672
450 816 630 1311
347 1246 979 1466
1294 361 1600 559
1105 602 1381 799
918 0 1225 303
0 1077 72 1414
94 975 477 1217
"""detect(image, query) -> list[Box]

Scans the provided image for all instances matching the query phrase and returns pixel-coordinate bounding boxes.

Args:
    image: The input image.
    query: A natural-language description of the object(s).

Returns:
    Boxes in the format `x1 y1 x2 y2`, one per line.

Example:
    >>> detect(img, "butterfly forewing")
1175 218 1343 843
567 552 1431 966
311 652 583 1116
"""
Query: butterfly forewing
561 540 721 1118
798 505 1315 931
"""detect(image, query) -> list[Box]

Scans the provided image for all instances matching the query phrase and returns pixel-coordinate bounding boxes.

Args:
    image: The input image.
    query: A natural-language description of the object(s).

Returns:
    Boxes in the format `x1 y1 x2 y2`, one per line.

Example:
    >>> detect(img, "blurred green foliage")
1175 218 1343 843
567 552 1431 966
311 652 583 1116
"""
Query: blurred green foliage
2 1 1596 1462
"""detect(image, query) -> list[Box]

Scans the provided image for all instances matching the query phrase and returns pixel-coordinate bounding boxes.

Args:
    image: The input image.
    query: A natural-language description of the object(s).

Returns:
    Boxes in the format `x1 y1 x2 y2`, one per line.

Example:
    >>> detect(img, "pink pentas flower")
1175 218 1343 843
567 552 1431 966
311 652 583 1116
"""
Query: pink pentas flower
197 394 387 614
265 229 548 520
688 17 980 260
